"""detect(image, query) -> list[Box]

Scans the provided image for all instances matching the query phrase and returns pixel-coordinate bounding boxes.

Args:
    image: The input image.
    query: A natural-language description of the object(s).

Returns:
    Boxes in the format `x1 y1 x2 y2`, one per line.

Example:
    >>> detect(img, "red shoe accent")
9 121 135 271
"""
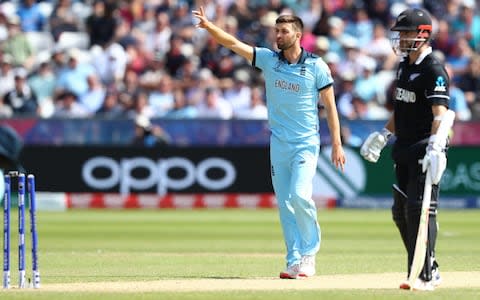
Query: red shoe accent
279 272 297 279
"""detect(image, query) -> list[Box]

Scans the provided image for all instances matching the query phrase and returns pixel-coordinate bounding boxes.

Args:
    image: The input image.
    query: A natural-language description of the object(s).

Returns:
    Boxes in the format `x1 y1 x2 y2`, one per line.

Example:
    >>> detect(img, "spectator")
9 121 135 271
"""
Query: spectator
119 69 141 98
196 87 232 119
126 90 155 119
451 0 480 52
118 0 144 28
3 67 38 117
27 62 57 118
344 7 374 49
336 70 357 120
0 1 476 122
199 36 230 77
223 69 252 113
313 36 329 59
164 88 198 119
323 52 342 95
52 90 90 118
164 34 187 76
233 85 268 120
174 57 201 93
144 11 172 59
79 74 106 114
445 64 471 121
354 56 379 103
365 0 390 26
431 19 457 59
55 49 96 98
337 35 363 75
50 47 67 74
185 67 220 108
457 54 480 117
148 74 174 117
91 42 128 86
3 15 35 70
170 1 195 38
139 51 166 90
364 21 395 70
96 90 125 119
299 23 317 53
325 16 349 60
0 54 15 98
17 0 46 32
297 0 322 31
350 92 389 120
49 0 82 41
85 0 118 47
254 10 279 49
123 38 148 75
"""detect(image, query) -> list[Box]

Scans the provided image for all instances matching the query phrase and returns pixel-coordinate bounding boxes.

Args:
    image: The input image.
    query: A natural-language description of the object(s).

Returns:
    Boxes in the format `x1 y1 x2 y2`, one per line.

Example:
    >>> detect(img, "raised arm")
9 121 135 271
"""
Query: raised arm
192 7 254 62
320 85 346 171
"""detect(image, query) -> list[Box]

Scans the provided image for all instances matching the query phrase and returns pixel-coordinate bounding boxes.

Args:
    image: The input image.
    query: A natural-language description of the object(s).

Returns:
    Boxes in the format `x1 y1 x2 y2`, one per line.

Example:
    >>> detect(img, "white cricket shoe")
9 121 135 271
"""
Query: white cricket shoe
399 268 441 290
399 278 435 291
279 264 300 279
411 278 435 291
298 255 316 277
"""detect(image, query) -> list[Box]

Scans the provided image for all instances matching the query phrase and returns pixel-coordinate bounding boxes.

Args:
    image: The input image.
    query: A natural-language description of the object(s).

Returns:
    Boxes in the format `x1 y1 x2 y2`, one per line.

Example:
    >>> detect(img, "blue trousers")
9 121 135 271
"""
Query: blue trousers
270 136 321 267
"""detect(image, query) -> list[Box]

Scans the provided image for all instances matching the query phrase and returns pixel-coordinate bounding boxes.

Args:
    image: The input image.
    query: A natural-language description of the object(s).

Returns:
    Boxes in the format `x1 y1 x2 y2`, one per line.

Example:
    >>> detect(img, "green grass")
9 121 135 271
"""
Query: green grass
1 209 479 299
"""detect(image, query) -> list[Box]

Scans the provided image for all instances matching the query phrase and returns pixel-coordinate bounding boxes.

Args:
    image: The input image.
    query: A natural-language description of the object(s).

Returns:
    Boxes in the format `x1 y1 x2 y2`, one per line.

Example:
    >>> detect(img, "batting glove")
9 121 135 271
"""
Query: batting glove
422 135 447 185
360 128 392 163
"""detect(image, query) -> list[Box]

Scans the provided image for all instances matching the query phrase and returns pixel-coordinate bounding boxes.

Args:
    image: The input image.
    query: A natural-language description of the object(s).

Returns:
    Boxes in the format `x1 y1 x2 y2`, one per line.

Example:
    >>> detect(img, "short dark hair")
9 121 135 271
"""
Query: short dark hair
276 15 304 32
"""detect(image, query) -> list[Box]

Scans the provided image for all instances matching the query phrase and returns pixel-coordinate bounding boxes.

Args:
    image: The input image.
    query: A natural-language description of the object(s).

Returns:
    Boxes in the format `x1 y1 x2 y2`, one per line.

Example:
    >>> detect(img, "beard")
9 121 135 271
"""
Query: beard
276 38 296 50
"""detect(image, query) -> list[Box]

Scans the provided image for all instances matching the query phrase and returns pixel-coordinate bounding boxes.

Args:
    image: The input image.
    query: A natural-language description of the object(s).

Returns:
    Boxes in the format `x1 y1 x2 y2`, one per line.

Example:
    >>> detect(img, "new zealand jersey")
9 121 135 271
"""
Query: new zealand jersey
394 47 450 145
253 47 333 144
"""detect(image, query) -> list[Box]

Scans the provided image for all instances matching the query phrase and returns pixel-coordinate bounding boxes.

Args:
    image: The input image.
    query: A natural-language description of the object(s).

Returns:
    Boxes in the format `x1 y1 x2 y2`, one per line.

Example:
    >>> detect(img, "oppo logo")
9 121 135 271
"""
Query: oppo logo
82 156 236 194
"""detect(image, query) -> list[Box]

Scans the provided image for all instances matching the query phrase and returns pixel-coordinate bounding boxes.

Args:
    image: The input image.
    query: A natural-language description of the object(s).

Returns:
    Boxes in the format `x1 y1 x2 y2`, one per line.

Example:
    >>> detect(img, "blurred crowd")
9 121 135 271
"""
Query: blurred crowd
0 0 478 123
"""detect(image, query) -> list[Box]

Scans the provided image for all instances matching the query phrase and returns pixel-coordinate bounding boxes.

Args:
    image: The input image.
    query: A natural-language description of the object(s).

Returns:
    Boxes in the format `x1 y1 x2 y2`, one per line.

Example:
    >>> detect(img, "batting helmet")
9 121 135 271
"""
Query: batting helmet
390 8 433 55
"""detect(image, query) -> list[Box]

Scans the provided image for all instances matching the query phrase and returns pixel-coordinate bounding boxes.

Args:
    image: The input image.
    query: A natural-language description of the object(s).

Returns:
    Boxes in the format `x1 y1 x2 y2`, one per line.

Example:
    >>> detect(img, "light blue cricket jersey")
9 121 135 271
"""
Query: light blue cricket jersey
253 47 333 144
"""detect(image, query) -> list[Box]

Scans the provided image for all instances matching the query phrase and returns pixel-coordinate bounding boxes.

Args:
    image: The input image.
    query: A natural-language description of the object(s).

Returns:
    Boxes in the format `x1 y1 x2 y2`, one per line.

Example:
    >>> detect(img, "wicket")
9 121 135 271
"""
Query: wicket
3 171 40 289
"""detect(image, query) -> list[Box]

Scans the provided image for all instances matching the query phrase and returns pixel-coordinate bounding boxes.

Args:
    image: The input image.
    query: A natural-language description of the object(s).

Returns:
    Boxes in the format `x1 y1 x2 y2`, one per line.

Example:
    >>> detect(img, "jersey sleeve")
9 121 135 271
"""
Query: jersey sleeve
252 47 274 71
315 58 334 91
425 65 450 107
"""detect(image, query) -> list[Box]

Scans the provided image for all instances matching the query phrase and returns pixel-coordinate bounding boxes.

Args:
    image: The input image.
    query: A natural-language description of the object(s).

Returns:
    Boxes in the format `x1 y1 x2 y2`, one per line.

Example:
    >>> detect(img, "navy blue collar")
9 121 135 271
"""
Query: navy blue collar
278 47 308 64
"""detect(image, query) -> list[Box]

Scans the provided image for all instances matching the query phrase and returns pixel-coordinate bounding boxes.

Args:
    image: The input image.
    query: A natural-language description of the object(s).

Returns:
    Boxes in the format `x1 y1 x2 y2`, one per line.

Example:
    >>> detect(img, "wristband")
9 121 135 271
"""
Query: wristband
381 128 393 140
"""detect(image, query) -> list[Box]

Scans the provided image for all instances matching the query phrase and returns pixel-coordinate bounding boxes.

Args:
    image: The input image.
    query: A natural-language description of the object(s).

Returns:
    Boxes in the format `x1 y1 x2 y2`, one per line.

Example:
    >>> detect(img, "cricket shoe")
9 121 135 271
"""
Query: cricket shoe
411 278 435 291
298 255 316 277
279 264 301 279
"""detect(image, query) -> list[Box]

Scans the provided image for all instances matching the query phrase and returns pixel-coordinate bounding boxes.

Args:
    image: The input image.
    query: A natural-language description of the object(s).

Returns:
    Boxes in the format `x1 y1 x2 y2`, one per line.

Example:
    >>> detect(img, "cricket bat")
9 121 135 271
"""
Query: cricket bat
408 169 432 288
408 110 455 289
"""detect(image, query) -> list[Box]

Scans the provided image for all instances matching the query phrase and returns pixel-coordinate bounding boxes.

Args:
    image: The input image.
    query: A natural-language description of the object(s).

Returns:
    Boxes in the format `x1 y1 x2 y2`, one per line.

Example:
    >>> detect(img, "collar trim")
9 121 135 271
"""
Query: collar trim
278 48 308 64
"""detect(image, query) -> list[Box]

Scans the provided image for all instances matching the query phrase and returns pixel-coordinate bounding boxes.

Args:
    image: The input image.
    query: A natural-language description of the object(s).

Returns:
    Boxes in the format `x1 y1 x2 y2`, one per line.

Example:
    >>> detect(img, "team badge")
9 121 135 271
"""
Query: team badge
434 76 447 92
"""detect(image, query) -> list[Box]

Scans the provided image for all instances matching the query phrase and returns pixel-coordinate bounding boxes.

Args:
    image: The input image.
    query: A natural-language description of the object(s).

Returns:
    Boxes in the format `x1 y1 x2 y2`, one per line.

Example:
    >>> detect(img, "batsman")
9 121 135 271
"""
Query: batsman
360 8 453 291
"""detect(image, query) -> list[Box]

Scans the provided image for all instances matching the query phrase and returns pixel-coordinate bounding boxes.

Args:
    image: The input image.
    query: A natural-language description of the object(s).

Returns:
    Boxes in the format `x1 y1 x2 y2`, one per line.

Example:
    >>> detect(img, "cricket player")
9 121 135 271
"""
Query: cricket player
0 125 24 197
192 7 345 279
361 8 451 291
